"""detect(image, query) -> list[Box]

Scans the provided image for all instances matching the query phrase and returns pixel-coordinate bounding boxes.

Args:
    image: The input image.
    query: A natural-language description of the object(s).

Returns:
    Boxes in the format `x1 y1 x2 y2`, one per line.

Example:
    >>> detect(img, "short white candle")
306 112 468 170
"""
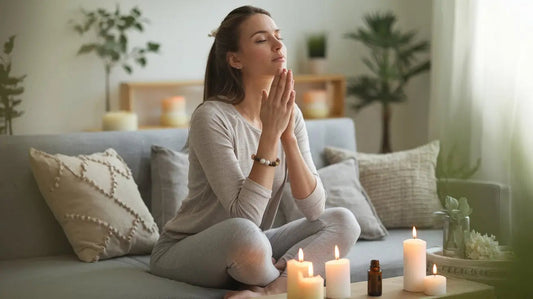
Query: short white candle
102 111 138 131
325 245 351 298
298 263 324 299
287 248 312 299
424 264 447 296
403 226 427 292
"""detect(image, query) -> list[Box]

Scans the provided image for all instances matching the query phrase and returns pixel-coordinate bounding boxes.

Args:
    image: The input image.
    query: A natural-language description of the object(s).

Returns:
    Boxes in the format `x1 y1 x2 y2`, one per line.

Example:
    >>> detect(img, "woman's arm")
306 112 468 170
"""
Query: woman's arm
249 69 295 189
189 105 273 226
282 106 326 221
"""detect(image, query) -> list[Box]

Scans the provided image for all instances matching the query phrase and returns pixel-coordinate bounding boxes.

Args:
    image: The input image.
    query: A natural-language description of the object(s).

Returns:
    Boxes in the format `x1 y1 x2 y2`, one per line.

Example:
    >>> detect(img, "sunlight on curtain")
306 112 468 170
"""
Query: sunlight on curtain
430 0 533 184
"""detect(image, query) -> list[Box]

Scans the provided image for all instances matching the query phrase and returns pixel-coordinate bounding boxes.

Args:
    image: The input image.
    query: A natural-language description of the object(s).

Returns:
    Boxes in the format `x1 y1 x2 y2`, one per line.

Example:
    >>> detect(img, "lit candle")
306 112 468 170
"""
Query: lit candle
403 226 426 292
287 248 312 299
298 263 324 299
424 264 446 296
160 96 188 127
325 245 351 298
302 90 329 119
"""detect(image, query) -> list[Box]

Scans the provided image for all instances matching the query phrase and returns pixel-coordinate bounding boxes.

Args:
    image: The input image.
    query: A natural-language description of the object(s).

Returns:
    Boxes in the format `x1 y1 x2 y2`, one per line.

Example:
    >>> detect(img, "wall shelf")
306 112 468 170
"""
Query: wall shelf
119 74 346 127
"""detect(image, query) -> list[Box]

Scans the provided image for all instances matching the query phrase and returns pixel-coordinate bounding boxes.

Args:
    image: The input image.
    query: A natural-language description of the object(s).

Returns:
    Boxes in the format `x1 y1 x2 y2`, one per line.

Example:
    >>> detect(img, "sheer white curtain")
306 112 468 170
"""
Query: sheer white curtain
429 0 533 185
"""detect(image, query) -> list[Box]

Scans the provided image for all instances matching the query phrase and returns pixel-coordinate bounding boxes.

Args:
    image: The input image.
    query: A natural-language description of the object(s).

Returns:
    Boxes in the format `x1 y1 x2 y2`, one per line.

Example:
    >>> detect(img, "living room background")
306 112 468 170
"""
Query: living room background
0 0 432 153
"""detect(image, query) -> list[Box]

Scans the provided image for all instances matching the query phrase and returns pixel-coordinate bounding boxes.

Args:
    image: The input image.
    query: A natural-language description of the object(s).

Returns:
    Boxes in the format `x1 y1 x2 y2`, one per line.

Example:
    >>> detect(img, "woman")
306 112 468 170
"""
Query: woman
150 5 360 298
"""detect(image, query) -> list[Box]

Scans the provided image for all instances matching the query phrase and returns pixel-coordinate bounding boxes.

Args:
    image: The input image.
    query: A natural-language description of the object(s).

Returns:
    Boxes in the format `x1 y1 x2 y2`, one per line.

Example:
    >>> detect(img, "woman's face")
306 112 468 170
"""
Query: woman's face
230 13 287 77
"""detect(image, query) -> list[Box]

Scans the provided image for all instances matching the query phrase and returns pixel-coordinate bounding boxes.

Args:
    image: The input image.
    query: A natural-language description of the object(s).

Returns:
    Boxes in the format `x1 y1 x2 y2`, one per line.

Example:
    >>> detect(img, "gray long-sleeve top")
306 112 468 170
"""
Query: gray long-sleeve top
163 99 325 240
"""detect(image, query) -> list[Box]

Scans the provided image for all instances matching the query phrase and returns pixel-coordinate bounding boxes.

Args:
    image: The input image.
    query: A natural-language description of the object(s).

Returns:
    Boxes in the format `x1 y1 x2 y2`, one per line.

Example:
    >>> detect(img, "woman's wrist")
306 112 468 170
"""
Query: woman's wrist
281 134 297 147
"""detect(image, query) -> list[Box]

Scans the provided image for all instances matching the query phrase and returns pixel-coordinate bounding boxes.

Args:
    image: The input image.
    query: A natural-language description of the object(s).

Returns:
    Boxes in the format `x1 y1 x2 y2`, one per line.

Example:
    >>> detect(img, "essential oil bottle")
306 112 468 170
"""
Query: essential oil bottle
368 259 382 296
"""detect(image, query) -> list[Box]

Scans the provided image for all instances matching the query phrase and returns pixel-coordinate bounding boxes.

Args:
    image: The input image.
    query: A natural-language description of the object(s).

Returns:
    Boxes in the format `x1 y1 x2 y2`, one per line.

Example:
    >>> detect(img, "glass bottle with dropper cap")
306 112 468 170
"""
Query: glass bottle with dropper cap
368 259 382 296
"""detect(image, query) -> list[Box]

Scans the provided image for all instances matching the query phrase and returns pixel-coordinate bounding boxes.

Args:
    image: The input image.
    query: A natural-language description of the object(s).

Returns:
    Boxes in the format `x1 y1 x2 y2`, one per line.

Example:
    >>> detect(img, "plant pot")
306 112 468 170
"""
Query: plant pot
308 58 327 74
443 215 470 258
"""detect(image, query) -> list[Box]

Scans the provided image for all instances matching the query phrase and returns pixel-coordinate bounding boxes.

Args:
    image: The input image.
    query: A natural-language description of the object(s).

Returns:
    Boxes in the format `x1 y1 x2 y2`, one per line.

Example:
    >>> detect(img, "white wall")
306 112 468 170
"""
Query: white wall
0 0 432 153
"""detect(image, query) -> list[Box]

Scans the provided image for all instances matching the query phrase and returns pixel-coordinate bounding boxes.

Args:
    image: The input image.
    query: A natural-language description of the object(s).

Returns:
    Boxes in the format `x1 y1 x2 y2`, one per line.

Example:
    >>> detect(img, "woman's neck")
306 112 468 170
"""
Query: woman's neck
235 75 273 128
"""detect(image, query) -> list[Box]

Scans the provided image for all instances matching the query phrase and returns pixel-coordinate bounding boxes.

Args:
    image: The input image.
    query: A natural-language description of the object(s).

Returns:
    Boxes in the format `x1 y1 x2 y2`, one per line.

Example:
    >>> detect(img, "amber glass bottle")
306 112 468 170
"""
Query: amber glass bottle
368 259 382 296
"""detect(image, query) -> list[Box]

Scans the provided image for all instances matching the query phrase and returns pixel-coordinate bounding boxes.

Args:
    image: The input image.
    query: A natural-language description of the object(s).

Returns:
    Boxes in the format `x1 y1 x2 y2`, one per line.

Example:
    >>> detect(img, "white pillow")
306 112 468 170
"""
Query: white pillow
29 148 159 262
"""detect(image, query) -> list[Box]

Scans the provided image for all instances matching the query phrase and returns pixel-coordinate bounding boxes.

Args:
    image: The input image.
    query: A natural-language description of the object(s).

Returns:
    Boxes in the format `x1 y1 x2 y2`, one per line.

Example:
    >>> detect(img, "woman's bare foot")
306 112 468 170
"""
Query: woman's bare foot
224 286 265 299
224 277 287 299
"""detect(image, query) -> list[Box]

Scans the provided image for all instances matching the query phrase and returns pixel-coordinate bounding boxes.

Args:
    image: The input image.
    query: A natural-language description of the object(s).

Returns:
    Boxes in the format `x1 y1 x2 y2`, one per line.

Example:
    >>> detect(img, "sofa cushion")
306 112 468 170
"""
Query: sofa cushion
0 255 227 299
281 159 388 239
324 141 443 228
29 148 159 262
150 145 189 231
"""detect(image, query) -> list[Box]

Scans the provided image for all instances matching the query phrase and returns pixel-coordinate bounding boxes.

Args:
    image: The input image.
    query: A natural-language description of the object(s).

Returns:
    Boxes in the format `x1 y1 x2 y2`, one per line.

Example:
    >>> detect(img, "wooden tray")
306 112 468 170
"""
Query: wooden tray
426 247 513 286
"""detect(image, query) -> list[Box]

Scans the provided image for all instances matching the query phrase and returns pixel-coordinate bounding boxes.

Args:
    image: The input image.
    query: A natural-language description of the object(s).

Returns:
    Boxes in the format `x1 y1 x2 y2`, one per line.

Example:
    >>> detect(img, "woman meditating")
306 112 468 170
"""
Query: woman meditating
150 5 360 298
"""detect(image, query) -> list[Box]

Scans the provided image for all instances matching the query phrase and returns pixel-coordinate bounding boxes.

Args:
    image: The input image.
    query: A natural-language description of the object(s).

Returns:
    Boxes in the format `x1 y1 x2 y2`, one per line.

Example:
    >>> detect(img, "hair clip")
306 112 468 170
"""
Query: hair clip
208 28 219 38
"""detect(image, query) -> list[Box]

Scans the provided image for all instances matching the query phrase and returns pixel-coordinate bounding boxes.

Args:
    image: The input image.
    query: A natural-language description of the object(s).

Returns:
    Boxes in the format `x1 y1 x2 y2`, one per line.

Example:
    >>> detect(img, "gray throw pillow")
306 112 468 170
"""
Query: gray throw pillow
281 159 388 240
151 145 189 231
324 141 443 228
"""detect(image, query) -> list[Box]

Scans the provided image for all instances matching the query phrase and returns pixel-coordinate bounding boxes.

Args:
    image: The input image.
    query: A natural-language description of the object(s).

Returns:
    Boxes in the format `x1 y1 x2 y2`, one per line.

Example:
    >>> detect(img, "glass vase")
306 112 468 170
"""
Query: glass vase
442 215 470 258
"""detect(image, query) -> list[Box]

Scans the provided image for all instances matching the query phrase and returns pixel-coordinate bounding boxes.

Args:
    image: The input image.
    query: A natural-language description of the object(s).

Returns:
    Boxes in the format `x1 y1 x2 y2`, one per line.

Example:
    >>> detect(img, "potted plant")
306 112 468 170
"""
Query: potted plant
0 35 26 135
434 195 473 258
306 33 327 74
70 5 160 113
344 12 430 153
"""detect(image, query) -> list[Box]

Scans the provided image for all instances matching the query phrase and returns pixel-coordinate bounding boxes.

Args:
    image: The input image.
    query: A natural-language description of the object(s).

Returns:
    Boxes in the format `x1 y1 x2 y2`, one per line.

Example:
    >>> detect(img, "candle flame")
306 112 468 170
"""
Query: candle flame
308 263 314 277
335 245 340 260
298 248 304 262
433 264 437 275
412 226 417 239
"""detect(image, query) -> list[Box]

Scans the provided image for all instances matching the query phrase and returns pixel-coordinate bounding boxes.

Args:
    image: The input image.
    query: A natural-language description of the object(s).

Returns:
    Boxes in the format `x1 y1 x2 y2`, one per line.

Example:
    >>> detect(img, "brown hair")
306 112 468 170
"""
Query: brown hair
203 6 271 104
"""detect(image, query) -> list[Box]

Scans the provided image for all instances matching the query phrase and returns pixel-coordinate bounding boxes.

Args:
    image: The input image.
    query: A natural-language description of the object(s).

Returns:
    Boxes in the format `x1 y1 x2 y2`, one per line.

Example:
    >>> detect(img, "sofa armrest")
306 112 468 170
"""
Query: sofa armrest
437 178 511 244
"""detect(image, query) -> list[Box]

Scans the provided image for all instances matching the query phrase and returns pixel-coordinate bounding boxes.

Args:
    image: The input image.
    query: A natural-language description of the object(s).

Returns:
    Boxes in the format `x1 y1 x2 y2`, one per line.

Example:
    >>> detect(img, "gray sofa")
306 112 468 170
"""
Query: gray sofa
0 118 510 298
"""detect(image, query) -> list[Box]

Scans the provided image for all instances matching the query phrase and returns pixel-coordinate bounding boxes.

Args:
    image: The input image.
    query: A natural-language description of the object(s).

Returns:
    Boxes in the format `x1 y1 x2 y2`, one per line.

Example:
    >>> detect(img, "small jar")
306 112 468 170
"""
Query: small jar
368 259 382 296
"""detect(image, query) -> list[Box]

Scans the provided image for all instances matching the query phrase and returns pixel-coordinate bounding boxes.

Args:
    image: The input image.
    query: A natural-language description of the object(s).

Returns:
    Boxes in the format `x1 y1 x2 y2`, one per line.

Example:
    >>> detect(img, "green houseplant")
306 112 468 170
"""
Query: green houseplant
71 5 160 112
0 35 26 135
306 33 327 74
307 33 326 59
344 12 430 153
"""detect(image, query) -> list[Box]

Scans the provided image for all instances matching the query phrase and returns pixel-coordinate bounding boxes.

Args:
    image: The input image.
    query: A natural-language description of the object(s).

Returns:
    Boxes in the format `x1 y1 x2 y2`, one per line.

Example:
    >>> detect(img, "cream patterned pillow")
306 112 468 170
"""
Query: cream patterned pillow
29 148 159 262
324 141 442 228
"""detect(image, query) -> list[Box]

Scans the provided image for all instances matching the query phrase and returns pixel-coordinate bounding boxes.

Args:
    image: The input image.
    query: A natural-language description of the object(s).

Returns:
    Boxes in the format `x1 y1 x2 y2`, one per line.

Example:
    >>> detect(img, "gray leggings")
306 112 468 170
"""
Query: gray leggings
150 207 360 289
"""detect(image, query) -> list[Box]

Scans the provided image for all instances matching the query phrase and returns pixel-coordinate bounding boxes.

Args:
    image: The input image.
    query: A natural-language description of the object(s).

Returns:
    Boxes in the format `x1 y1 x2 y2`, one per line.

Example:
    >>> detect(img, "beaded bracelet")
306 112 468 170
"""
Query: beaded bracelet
251 154 280 167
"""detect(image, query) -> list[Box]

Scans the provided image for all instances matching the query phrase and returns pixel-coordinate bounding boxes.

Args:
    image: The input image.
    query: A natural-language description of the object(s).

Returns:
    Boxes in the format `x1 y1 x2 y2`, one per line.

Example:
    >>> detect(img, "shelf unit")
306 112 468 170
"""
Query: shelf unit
119 74 346 127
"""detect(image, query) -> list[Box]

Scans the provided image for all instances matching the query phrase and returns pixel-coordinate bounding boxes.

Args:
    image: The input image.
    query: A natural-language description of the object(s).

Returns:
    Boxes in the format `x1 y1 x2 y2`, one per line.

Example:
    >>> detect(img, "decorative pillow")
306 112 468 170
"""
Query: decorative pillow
29 148 159 262
281 159 388 240
324 141 442 228
323 146 361 178
150 145 189 231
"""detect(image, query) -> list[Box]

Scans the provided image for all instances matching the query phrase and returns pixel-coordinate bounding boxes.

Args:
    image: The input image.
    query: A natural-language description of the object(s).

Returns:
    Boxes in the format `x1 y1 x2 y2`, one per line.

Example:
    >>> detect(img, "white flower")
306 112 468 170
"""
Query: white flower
465 230 501 260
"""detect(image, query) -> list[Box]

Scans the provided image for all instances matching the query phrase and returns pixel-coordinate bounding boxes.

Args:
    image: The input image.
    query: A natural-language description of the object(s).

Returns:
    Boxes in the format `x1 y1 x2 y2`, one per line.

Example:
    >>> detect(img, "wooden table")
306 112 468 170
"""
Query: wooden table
257 276 495 298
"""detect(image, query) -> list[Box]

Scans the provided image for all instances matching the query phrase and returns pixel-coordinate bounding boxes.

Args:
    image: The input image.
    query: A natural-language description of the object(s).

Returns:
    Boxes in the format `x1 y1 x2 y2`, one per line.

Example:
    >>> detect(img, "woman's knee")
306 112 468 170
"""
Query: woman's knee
322 207 361 247
224 218 278 285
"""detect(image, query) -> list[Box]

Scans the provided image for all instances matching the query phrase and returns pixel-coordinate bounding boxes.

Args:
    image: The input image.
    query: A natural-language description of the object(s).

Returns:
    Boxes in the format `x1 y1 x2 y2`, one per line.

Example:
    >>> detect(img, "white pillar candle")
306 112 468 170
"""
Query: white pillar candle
325 245 351 298
424 264 447 296
287 248 312 299
298 263 324 299
403 227 427 292
102 111 138 131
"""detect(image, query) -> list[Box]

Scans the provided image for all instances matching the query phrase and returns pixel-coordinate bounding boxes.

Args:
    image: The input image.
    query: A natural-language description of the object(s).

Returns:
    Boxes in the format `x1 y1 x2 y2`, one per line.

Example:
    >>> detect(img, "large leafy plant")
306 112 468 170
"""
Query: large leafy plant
345 12 430 153
0 36 26 135
71 5 160 112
